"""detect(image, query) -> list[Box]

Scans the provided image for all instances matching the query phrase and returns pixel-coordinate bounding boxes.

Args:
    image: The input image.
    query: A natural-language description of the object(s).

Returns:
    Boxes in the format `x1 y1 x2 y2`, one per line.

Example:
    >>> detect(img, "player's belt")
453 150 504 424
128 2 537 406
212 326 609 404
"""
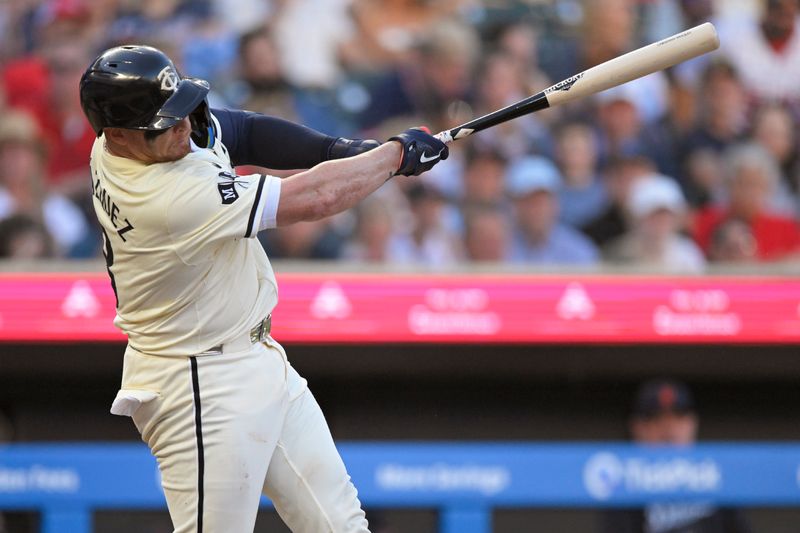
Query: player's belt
200 314 272 355
248 314 272 344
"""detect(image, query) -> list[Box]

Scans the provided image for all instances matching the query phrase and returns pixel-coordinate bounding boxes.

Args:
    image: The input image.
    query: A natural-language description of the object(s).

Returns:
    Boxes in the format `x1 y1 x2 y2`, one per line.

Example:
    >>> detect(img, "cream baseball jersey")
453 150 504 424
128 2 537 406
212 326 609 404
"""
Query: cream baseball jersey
89 114 282 355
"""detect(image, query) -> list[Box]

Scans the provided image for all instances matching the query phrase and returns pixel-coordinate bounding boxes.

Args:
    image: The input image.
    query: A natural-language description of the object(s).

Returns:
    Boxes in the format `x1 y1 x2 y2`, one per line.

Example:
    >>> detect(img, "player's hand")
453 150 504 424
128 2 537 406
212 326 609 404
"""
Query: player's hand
388 127 449 177
328 137 381 159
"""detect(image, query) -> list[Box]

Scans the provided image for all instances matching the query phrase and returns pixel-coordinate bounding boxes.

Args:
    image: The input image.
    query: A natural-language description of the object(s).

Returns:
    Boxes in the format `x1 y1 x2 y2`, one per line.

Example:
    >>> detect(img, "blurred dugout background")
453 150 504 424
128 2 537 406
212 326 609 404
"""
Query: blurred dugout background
1 0 800 531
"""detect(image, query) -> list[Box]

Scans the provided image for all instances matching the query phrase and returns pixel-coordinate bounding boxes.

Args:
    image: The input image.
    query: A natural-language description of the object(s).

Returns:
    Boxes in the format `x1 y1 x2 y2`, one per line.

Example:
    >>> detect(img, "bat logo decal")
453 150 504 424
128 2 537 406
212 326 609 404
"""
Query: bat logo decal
544 72 585 94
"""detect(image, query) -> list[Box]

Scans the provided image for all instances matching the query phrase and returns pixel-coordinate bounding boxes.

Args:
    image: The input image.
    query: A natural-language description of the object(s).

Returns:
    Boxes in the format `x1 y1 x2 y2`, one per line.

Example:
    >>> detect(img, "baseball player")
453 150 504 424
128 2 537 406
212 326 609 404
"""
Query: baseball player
79 45 448 533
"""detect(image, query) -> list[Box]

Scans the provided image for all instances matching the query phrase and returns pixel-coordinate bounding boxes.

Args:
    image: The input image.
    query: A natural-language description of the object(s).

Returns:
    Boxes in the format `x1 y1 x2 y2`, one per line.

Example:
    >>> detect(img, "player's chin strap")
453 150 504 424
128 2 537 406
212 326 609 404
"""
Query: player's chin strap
189 100 215 149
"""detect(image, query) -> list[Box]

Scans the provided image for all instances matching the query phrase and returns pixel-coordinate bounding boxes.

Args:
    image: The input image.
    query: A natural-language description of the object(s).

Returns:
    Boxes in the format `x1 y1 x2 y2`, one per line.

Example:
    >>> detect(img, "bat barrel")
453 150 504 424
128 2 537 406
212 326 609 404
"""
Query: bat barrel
434 22 720 144
544 22 720 107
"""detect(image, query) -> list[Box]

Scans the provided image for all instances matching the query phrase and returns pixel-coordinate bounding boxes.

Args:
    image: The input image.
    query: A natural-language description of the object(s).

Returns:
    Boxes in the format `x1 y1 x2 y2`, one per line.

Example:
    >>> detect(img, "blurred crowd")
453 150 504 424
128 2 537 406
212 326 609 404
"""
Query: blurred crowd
0 0 799 271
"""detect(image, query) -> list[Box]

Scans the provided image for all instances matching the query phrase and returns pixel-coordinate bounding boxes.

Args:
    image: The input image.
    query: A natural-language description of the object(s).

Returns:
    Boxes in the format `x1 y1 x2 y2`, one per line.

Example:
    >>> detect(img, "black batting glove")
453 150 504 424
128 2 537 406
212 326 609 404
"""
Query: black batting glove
328 137 381 159
388 127 449 177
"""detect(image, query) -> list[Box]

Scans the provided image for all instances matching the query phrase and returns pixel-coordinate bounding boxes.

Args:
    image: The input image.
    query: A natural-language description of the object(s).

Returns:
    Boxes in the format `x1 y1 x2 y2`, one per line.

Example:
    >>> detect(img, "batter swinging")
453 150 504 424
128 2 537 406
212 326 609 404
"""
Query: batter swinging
79 45 447 533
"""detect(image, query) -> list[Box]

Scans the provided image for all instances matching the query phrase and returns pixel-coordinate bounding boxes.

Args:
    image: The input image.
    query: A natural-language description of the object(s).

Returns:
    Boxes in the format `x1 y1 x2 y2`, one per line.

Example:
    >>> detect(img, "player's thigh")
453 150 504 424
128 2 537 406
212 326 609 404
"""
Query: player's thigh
186 344 289 532
127 344 290 533
263 369 369 533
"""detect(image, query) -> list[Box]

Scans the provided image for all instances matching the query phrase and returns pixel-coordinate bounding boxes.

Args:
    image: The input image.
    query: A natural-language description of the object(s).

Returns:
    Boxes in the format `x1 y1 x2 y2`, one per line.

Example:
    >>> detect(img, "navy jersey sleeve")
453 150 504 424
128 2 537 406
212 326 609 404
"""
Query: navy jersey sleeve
212 108 337 170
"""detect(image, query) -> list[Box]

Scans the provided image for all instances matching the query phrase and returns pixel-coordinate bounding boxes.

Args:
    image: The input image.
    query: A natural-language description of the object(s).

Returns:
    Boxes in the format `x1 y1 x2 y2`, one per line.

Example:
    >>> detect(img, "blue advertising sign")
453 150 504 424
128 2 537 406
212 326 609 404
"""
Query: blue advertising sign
1 442 799 533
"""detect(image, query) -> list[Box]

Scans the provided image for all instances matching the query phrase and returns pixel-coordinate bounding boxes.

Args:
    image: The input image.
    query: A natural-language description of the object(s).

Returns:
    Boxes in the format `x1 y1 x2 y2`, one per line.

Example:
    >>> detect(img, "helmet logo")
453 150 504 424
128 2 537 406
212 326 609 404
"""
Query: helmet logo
157 66 180 93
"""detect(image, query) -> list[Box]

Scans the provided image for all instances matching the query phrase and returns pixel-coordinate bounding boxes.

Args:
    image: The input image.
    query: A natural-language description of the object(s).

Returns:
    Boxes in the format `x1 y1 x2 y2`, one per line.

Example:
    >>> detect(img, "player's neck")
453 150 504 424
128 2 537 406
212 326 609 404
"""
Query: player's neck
104 138 153 165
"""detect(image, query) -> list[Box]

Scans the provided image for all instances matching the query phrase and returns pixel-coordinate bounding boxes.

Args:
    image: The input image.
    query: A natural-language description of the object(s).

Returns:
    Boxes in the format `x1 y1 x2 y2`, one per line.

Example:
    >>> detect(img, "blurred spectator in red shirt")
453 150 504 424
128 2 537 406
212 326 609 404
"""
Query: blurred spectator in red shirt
719 0 800 112
2 1 96 196
693 143 800 262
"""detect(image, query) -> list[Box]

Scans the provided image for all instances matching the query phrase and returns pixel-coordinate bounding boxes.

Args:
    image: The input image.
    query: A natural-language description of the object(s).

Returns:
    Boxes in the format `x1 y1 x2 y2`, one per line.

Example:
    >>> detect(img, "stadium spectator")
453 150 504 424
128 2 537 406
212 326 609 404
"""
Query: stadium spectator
386 182 462 266
460 146 509 207
228 25 296 119
179 8 238 90
554 121 609 228
105 0 200 50
642 0 719 91
680 60 749 206
580 0 670 124
0 0 794 274
604 174 706 273
270 0 362 134
423 144 509 240
461 202 511 263
643 0 716 42
259 219 344 260
598 378 752 533
544 0 636 84
505 155 599 265
719 0 800 111
593 85 651 166
495 20 552 99
2 33 96 195
470 51 552 160
350 0 458 67
0 110 90 257
358 19 480 132
751 103 800 213
342 194 405 263
581 155 656 247
0 213 54 259
210 0 272 36
693 143 800 262
707 218 759 264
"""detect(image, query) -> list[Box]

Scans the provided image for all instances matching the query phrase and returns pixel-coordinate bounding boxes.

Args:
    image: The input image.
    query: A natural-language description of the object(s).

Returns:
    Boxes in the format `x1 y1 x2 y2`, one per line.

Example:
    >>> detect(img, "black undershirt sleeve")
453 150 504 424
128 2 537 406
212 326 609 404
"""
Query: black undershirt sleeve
212 108 337 170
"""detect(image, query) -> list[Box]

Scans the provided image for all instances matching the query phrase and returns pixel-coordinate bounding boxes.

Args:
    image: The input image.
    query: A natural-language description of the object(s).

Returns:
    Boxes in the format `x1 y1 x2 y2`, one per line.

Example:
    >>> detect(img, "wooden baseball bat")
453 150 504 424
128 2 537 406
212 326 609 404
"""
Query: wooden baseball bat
434 22 720 143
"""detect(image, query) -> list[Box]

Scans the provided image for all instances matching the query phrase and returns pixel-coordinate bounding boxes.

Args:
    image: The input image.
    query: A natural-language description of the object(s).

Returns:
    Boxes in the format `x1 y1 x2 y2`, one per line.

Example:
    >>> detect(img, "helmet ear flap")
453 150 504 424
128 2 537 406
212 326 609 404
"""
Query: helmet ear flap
189 99 214 148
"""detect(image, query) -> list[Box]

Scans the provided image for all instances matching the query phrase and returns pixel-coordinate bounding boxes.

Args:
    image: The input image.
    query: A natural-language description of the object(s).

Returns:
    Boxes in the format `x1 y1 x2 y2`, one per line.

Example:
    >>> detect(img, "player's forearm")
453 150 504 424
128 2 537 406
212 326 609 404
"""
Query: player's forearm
275 142 401 226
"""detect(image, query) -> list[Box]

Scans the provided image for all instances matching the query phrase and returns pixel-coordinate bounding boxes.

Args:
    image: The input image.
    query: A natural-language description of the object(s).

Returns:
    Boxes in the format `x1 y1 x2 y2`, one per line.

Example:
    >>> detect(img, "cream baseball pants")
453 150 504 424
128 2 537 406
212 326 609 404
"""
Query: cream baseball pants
110 337 369 533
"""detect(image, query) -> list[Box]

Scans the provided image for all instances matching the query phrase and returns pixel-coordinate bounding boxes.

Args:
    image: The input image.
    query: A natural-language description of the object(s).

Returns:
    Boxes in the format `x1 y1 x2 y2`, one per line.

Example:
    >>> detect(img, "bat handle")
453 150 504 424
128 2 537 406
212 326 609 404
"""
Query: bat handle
434 130 454 144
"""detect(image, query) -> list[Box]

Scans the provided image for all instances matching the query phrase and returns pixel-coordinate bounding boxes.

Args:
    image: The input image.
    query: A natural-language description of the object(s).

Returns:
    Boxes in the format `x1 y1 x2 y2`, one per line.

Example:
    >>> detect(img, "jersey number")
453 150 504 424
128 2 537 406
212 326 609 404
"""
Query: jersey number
101 228 119 308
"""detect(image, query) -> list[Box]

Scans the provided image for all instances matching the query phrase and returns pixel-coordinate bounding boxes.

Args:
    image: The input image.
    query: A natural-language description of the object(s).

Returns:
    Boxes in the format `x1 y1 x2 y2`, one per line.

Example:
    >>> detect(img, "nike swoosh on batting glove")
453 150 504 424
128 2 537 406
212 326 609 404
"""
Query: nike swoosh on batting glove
388 127 449 177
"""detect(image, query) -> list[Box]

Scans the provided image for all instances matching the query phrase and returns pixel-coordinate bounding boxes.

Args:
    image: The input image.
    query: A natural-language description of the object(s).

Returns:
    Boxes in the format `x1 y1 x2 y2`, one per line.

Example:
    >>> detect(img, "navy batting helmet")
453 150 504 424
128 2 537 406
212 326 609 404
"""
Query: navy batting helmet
79 45 213 146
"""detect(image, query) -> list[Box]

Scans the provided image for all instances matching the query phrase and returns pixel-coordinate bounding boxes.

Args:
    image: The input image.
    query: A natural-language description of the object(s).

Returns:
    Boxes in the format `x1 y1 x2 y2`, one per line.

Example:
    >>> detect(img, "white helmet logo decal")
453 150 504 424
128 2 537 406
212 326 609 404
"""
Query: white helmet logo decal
157 66 179 92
